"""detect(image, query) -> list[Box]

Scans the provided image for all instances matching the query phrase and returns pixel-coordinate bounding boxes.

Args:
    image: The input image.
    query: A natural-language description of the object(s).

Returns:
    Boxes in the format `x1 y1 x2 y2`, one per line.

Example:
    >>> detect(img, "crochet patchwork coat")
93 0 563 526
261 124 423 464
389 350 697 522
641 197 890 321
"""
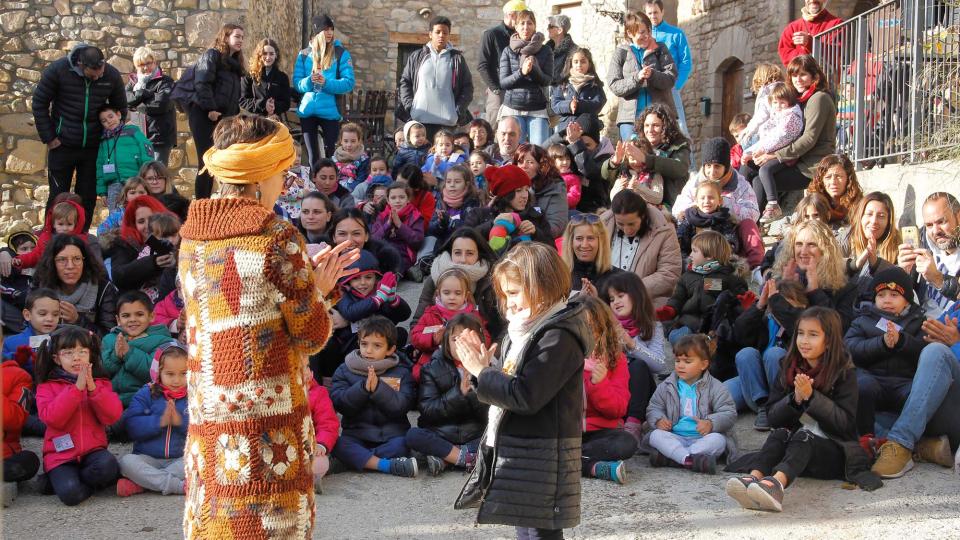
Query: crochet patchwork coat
178 198 333 539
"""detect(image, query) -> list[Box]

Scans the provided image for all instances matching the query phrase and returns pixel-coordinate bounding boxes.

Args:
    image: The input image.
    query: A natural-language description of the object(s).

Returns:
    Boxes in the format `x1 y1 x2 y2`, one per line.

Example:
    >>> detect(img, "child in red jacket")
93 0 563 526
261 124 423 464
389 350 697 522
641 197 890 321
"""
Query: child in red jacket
0 198 102 274
301 355 339 494
580 296 636 484
410 269 489 381
3 357 39 506
34 325 122 506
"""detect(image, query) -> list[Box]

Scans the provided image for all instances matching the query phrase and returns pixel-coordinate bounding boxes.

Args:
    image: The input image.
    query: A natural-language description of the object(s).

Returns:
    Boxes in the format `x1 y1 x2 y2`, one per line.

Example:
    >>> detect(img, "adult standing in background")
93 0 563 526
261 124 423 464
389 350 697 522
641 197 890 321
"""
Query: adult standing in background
397 16 474 141
188 23 246 199
498 10 554 146
240 38 291 121
293 15 356 166
32 44 126 230
126 46 176 166
546 15 577 86
644 0 692 137
777 0 842 66
478 0 527 123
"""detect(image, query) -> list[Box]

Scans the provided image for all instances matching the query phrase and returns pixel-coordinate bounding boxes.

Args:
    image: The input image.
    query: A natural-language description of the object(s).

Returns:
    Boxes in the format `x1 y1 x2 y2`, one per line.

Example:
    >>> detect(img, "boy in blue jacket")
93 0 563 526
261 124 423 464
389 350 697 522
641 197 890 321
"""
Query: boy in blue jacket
2 288 61 376
391 121 431 177
330 316 418 477
332 250 411 357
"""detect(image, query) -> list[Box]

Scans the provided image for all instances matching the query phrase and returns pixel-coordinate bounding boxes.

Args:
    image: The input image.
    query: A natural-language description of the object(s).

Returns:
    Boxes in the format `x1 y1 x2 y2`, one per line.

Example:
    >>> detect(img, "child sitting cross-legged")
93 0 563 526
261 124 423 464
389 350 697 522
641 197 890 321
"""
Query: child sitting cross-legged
405 313 489 476
331 316 419 477
101 291 173 407
117 342 189 497
646 334 737 474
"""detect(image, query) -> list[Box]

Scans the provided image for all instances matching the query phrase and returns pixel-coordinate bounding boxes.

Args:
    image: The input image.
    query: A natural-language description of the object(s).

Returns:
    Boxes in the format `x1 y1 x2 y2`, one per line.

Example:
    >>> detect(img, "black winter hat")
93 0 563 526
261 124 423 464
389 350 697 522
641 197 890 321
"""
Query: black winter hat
701 137 731 172
312 14 335 33
572 113 601 144
870 265 915 304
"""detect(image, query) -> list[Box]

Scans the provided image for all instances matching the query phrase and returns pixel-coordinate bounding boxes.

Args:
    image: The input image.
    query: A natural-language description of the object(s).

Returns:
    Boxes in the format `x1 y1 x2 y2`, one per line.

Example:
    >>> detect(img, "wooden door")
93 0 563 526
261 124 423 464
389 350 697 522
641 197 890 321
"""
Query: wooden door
721 60 745 144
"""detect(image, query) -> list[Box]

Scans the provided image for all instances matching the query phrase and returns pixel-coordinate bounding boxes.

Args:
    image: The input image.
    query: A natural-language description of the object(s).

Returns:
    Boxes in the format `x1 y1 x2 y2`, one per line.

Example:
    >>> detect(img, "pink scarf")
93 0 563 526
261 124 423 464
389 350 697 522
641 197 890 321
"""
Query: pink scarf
442 188 465 209
616 314 640 338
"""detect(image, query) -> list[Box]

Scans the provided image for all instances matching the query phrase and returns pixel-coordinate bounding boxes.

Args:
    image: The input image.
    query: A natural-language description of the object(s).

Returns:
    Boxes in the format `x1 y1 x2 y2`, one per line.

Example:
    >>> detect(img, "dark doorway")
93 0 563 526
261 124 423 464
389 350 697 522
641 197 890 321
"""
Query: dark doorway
721 59 745 144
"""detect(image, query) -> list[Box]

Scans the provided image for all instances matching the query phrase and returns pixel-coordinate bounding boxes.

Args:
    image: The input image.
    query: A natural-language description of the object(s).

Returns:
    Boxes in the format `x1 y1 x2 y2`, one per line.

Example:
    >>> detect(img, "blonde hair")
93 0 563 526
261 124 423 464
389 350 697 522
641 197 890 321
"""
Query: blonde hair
310 31 335 72
773 220 848 291
849 192 902 264
695 180 722 199
119 177 149 204
561 218 612 277
492 243 570 317
340 122 363 141
148 212 181 238
752 63 785 93
133 46 156 68
691 230 731 265
434 268 475 304
580 295 621 370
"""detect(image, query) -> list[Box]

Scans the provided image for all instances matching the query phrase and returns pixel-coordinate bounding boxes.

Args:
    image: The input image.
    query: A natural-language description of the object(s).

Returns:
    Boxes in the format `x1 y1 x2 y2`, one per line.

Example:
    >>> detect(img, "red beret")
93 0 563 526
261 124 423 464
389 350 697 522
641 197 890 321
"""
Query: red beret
486 164 531 199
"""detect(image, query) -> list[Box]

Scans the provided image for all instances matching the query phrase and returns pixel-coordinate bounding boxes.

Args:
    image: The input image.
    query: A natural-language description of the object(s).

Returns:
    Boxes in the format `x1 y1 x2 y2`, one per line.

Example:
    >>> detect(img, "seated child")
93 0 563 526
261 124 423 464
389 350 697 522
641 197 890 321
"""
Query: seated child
301 354 339 493
396 164 436 231
0 230 37 333
564 113 614 213
313 158 356 211
728 113 752 171
35 325 123 506
548 143 582 210
421 129 466 180
3 199 102 271
140 212 180 304
152 286 185 338
658 231 749 344
426 165 481 253
97 177 149 238
392 120 431 177
676 180 740 260
737 62 785 151
647 334 737 474
117 342 188 496
330 316 418 477
95 104 155 211
467 150 492 195
352 155 390 201
410 269 489 380
360 182 390 229
464 165 554 254
274 163 315 220
371 181 425 276
101 291 173 407
725 308 879 513
600 272 666 442
604 133 664 206
453 131 472 154
334 122 371 192
405 313 488 476
3 352 40 506
579 296 637 484
3 288 61 376
844 267 927 439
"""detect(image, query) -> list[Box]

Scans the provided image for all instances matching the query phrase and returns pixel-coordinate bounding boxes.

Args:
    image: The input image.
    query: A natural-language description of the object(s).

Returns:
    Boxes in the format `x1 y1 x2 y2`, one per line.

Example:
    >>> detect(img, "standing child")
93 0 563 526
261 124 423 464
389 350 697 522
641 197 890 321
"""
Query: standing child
301 355 339 493
330 316 418 477
35 326 122 506
334 122 371 192
405 313 488 476
95 104 155 211
600 272 666 442
548 143 582 210
579 296 637 484
101 291 173 407
372 181 425 277
725 307 880 512
421 129 467 180
647 334 738 474
410 269 489 380
3 351 39 506
392 121 431 177
117 342 189 496
3 288 62 376
426 165 481 253
659 230 749 344
676 181 740 259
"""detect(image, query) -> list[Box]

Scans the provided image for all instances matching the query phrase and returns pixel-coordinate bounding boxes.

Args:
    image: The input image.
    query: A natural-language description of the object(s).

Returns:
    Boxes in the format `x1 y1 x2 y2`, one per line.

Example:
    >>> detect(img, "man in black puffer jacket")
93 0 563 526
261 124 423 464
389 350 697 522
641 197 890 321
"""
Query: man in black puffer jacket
32 44 127 230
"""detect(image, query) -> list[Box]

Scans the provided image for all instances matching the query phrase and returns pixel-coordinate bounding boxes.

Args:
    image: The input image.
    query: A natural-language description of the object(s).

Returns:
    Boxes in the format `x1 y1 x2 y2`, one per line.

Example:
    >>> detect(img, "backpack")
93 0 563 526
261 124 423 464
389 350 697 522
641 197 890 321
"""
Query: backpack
170 65 196 113
292 45 346 109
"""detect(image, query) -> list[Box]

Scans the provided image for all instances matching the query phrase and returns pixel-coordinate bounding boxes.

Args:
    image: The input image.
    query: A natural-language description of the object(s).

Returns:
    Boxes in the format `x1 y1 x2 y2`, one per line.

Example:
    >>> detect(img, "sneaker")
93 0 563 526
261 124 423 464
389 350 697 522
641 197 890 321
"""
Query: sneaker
426 455 447 477
753 407 771 431
747 476 784 512
725 476 759 510
116 478 145 497
405 266 424 283
388 457 418 478
691 454 717 475
915 435 953 468
872 441 915 479
759 203 783 224
2 482 17 507
593 460 626 484
649 448 670 468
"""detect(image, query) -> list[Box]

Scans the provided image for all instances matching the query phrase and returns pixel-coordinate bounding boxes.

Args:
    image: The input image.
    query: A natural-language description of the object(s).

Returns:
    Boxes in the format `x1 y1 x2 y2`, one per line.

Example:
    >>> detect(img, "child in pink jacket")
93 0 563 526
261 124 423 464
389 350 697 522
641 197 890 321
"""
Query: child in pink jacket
302 356 339 493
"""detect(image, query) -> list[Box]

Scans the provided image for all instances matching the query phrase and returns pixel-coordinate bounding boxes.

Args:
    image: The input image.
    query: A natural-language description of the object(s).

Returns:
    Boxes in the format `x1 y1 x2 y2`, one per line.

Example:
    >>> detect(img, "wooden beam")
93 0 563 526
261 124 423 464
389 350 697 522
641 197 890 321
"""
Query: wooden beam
389 31 460 45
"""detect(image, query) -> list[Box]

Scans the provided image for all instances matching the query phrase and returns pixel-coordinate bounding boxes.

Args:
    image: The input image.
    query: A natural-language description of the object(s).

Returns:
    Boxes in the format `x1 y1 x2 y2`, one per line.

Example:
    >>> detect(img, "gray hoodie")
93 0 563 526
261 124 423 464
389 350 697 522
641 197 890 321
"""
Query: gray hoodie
643 371 739 459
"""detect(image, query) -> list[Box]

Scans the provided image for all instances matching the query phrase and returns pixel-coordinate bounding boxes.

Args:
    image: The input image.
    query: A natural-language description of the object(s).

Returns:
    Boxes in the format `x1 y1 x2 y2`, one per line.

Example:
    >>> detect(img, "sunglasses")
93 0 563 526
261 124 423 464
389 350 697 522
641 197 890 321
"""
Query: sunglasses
569 213 601 225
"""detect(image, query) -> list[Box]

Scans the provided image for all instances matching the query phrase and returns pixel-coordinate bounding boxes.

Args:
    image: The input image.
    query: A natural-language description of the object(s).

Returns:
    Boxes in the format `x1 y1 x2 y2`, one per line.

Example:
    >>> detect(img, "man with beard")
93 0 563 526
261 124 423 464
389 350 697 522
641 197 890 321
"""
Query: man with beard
898 192 960 319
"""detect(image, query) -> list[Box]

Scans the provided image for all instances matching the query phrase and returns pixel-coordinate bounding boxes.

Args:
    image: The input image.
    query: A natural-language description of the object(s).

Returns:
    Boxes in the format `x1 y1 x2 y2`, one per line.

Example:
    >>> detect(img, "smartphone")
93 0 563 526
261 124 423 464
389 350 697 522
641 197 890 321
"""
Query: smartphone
902 226 920 248
145 234 173 257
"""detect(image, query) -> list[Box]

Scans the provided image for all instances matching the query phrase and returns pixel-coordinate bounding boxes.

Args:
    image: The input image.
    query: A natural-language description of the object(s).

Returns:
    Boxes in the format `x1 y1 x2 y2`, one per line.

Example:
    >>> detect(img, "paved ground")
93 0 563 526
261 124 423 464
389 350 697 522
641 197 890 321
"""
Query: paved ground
5 281 960 539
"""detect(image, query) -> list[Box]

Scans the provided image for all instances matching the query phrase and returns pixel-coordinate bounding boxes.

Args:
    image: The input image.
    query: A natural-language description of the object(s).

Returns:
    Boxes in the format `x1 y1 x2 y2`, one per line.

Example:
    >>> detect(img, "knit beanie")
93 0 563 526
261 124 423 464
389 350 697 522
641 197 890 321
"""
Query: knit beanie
572 113 601 144
701 137 731 173
502 0 527 14
312 14 335 32
870 266 915 304
486 165 531 199
340 249 382 284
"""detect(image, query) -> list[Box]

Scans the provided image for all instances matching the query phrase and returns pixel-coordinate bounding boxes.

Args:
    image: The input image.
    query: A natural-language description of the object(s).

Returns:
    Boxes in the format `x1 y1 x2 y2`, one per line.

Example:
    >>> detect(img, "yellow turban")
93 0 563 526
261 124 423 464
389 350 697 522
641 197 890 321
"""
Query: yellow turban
200 122 297 185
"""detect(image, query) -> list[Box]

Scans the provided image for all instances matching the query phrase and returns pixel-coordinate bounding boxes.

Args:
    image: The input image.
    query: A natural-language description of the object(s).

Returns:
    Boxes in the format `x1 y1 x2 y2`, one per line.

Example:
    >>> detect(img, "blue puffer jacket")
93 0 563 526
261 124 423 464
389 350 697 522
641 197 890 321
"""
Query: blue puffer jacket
330 352 415 443
123 384 189 459
293 40 355 120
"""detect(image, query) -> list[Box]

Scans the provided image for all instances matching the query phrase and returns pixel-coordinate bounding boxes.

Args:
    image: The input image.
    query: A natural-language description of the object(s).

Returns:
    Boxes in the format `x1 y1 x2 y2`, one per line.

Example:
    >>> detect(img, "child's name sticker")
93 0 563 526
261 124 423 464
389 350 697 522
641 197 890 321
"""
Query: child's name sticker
875 317 903 332
52 434 75 453
102 163 116 174
29 334 50 350
423 325 443 335
703 278 723 291
380 376 401 392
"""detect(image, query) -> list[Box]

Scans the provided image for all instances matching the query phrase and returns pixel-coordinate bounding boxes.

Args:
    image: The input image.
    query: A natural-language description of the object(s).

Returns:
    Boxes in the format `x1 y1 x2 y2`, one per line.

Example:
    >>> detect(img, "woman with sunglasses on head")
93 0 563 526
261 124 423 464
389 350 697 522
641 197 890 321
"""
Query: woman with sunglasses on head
560 214 623 296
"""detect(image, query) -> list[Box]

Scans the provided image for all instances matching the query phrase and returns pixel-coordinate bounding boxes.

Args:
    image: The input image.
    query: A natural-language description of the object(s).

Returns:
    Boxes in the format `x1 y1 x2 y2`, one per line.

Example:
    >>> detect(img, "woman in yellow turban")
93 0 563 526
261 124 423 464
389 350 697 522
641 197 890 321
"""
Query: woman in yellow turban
178 114 358 538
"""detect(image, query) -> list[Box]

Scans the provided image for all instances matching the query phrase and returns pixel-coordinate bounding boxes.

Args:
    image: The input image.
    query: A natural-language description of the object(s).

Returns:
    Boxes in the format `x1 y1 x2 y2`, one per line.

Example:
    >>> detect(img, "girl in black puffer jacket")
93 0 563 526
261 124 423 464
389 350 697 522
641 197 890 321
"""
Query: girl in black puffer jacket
498 10 554 146
405 314 489 476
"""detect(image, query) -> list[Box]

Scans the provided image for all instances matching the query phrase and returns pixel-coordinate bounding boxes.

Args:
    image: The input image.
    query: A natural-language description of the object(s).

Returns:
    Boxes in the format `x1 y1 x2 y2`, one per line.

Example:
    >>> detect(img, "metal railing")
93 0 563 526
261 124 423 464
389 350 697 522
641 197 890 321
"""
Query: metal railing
813 0 959 167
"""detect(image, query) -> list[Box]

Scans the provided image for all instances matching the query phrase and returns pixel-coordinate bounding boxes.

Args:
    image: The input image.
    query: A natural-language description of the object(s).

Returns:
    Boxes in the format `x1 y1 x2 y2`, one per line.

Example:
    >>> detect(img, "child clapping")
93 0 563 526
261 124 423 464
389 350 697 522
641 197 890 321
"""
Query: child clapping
372 182 424 277
102 291 173 407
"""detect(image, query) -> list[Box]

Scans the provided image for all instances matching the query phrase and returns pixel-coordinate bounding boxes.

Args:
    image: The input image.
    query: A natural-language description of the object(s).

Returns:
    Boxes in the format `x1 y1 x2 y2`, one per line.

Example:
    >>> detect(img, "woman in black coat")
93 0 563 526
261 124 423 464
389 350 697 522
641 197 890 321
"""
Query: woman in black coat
455 243 594 539
126 47 175 165
189 23 246 199
498 10 554 146
35 234 117 337
239 38 291 119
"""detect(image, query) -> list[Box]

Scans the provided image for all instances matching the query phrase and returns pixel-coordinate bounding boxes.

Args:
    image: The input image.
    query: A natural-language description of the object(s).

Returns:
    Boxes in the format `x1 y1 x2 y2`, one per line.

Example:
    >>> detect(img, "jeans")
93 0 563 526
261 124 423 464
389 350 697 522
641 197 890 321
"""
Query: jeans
301 116 340 167
118 453 185 495
724 347 786 412
47 448 118 506
740 160 810 210
332 434 408 470
47 144 98 230
404 427 479 459
855 370 912 436
887 343 960 451
516 527 563 540
648 430 726 465
3 450 40 483
618 123 635 143
581 429 638 473
511 115 549 146
626 359 656 420
186 104 217 199
668 326 691 345
485 89 503 124
752 428 845 483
